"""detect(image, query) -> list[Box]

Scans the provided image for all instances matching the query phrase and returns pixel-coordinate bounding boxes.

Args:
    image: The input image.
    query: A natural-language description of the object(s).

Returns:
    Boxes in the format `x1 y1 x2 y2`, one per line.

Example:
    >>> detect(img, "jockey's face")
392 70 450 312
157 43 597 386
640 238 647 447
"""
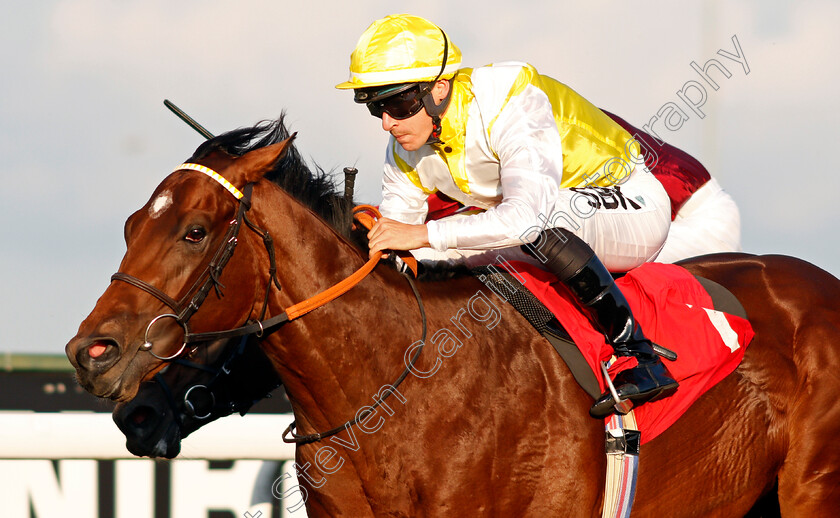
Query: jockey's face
382 108 434 152
380 80 449 152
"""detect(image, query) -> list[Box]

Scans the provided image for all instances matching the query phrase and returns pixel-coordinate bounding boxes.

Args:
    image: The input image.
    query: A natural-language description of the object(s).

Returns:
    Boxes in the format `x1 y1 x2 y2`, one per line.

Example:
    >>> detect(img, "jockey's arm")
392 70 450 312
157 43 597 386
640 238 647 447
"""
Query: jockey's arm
367 218 430 259
375 88 565 256
424 89 565 251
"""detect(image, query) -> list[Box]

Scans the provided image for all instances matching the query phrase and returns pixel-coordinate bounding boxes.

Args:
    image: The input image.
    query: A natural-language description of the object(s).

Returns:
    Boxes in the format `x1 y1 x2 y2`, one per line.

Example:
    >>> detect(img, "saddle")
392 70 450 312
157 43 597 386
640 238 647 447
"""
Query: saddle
472 263 749 402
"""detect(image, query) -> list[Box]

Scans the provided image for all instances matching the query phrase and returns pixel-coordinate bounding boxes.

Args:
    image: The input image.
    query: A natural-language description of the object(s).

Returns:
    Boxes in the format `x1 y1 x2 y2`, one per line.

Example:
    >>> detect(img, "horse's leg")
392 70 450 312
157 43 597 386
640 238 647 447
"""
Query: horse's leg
777 322 840 515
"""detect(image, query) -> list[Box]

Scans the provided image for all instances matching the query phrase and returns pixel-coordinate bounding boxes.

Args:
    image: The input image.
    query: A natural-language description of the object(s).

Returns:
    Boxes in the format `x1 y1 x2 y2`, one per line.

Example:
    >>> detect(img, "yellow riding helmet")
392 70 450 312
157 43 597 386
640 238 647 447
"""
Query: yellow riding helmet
336 14 462 90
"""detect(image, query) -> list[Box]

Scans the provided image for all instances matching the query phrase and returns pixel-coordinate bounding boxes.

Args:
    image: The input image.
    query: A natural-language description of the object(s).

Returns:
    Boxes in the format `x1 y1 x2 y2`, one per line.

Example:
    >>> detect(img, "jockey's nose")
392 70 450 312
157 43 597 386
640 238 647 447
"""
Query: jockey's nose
382 112 397 131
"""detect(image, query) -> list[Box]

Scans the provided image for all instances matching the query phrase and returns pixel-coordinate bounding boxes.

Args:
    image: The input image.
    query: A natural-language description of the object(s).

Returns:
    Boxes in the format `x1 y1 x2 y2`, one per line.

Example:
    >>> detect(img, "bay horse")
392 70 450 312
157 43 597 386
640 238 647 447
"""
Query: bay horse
66 118 840 516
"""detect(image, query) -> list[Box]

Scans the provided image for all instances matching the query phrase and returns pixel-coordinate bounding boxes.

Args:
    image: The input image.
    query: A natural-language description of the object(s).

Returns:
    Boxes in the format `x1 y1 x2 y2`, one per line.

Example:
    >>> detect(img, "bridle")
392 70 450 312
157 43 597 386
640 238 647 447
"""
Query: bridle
112 163 284 360
152 334 279 426
111 161 427 442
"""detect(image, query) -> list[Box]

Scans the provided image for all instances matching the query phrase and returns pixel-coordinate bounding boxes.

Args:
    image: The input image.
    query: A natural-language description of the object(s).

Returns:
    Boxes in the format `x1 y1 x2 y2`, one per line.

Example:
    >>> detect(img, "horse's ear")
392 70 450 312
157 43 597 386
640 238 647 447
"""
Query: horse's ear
233 133 297 184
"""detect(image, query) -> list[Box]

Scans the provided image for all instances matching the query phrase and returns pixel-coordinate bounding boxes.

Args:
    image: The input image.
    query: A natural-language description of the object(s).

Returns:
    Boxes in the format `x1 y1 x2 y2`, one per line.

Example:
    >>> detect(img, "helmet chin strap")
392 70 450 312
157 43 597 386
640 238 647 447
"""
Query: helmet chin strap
422 25 452 144
424 83 452 144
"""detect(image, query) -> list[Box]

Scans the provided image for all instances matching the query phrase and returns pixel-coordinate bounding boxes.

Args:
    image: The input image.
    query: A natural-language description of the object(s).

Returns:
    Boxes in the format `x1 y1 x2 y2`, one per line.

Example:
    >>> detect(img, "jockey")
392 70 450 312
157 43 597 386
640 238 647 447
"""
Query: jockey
337 14 689 418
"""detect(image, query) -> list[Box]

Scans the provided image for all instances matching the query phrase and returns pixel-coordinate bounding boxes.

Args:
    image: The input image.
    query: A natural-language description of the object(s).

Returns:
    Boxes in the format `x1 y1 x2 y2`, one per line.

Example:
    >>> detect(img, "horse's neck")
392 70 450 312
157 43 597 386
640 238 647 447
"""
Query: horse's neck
256 188 417 431
273 272 419 441
250 188 596 516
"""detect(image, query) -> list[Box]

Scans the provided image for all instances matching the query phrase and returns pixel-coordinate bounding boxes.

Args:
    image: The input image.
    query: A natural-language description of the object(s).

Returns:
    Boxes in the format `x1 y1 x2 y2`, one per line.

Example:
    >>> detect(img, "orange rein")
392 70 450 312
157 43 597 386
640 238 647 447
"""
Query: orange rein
184 204 419 344
284 204 416 321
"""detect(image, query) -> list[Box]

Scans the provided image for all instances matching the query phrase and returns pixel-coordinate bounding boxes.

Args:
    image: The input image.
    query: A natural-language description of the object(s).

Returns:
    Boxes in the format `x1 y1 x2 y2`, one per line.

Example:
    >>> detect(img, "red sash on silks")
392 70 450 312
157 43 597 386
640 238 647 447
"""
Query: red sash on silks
501 261 754 444
425 191 472 222
602 110 711 221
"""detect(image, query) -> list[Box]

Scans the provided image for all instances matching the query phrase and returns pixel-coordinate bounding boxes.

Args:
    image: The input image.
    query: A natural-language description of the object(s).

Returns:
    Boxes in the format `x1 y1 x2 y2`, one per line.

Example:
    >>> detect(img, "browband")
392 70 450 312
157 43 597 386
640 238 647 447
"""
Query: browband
175 163 244 200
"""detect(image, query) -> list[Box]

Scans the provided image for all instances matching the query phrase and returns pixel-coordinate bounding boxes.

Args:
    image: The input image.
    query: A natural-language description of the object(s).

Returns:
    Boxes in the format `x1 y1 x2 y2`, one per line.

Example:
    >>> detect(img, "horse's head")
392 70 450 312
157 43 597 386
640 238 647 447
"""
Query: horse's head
65 124 294 402
112 335 281 458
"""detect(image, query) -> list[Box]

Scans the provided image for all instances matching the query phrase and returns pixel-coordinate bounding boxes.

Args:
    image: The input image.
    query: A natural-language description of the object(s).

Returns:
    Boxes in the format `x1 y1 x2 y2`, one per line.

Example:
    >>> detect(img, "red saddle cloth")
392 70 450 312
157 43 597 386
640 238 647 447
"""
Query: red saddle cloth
502 261 754 444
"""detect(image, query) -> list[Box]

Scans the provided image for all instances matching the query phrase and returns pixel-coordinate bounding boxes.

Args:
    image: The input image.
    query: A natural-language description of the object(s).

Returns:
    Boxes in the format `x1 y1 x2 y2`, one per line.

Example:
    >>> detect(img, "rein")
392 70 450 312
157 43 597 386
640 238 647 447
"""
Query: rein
282 267 427 444
112 164 428 443
110 164 380 352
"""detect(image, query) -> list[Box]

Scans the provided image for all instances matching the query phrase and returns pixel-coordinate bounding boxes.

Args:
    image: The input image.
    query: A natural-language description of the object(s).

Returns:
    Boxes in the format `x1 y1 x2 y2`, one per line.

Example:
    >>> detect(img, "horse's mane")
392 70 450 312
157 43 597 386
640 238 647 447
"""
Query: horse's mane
188 116 362 245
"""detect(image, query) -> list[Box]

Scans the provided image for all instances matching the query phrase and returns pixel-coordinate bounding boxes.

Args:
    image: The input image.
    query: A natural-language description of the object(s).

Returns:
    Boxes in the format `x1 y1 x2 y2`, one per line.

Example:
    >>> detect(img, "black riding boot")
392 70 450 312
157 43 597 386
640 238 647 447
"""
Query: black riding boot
525 228 678 418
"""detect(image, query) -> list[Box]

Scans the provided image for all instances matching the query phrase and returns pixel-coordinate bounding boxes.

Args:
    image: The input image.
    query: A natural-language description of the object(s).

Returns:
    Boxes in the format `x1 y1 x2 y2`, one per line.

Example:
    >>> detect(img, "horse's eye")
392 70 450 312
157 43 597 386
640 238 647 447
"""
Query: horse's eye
185 227 207 243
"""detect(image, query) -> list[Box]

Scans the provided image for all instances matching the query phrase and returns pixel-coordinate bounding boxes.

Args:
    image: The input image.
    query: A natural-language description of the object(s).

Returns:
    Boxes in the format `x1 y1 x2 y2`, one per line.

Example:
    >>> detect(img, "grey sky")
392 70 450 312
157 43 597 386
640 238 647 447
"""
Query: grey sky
2 0 838 353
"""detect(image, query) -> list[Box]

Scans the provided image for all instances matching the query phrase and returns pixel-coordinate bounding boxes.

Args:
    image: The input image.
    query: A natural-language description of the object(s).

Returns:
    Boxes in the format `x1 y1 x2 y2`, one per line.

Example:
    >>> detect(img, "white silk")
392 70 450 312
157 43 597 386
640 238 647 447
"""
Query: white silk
379 64 672 271
656 178 742 263
380 77 567 250
407 168 671 272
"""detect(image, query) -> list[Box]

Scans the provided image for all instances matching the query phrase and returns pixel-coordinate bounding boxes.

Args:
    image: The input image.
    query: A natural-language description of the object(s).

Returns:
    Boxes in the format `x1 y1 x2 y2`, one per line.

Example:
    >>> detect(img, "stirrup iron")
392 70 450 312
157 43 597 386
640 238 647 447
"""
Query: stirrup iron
600 360 634 415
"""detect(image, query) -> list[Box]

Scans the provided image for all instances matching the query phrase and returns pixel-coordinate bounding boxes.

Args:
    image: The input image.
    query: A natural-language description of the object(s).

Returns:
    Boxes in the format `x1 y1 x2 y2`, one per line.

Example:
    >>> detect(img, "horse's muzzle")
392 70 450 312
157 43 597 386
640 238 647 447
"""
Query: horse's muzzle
114 395 182 458
65 336 126 396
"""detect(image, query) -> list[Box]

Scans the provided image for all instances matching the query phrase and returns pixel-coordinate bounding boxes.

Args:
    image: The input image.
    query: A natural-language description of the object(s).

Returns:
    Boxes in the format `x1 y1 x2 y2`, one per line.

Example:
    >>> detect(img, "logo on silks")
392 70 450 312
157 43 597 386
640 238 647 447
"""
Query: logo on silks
570 185 643 211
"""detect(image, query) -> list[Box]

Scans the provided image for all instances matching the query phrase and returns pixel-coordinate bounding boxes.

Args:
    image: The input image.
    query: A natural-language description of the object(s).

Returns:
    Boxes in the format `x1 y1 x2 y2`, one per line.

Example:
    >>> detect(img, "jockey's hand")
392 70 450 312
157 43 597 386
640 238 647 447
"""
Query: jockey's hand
367 218 430 259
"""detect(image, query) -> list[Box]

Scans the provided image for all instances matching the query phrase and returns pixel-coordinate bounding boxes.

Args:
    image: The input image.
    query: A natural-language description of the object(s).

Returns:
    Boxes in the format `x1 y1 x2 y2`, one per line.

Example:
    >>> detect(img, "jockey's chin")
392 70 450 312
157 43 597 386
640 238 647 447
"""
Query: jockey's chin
384 110 434 152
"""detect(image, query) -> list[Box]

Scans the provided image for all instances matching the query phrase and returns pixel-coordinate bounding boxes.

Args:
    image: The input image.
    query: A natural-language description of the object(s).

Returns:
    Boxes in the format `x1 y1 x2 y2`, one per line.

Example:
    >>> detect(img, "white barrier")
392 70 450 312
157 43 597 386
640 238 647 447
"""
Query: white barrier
0 411 297 459
0 411 308 518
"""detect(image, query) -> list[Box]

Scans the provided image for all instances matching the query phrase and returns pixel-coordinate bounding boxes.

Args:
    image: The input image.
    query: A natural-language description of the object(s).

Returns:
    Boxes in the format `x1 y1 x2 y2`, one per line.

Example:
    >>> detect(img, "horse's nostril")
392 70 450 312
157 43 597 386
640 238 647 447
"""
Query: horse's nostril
130 406 155 426
80 339 120 371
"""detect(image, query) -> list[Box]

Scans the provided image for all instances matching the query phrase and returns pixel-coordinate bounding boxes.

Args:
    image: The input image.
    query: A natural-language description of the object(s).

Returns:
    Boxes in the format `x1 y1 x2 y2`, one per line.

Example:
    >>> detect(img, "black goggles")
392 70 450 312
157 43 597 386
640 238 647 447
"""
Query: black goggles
365 85 427 120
